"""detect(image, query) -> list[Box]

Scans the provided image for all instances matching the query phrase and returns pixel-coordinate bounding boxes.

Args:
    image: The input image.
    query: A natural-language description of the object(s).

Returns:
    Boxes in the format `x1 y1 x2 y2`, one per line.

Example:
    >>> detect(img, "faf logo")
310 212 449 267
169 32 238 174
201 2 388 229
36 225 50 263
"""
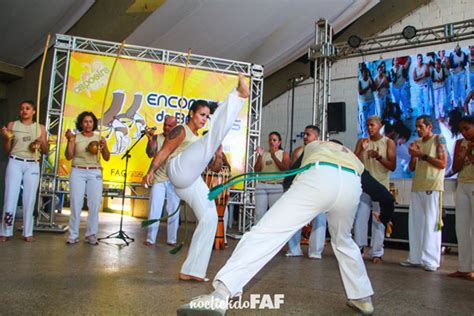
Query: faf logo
190 294 285 310
74 61 110 96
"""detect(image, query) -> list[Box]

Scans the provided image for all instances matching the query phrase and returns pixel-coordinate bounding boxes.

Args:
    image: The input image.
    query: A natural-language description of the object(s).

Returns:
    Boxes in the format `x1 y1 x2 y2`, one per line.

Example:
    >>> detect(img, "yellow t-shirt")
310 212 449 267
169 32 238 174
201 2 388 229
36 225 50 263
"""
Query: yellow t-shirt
412 135 445 192
10 121 39 159
301 141 364 174
457 138 474 184
362 136 390 189
72 132 101 168
260 149 284 184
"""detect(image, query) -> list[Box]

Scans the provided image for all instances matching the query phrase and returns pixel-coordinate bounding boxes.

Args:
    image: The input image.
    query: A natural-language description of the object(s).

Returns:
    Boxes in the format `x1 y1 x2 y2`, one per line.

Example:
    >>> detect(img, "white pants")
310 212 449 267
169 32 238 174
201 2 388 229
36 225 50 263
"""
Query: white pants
455 182 474 272
214 165 373 300
287 213 327 258
407 191 442 268
167 90 246 278
68 168 103 240
255 183 283 223
392 84 410 114
146 181 180 244
354 193 385 258
1 158 39 237
414 83 430 115
434 88 446 119
451 70 466 107
375 95 387 117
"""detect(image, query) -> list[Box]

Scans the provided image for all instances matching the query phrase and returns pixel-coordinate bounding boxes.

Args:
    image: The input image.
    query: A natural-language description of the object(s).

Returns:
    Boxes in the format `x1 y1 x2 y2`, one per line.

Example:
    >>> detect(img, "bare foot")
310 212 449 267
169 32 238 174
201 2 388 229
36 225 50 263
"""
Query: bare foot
448 271 472 279
143 241 153 246
372 257 383 264
24 236 35 242
167 242 177 247
237 74 250 98
178 273 209 282
0 236 10 242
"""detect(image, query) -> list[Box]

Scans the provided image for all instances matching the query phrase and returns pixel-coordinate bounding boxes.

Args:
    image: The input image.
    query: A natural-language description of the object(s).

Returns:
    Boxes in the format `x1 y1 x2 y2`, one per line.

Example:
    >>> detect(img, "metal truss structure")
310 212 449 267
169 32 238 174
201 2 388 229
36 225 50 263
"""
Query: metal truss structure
308 18 474 139
308 19 334 139
334 19 474 59
37 34 263 233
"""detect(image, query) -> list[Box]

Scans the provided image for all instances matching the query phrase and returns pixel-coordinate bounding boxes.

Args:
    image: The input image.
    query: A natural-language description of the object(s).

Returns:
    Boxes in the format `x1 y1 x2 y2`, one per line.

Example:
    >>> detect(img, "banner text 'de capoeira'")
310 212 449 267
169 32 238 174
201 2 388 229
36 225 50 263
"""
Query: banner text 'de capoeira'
60 51 249 185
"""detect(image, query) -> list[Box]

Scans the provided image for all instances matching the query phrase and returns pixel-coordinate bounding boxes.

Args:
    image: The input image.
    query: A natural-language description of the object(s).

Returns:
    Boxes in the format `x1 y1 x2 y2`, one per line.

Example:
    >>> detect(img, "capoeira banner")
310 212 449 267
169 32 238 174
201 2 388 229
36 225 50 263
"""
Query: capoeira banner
59 51 249 184
357 44 473 178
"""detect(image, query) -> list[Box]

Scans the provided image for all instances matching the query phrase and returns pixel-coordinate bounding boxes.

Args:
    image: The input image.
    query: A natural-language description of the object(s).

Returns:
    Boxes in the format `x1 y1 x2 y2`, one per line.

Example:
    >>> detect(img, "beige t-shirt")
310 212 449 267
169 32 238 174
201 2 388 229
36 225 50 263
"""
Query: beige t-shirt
153 133 169 184
10 121 39 159
412 135 445 192
302 141 364 174
457 138 474 184
362 136 390 189
72 132 101 168
260 149 284 184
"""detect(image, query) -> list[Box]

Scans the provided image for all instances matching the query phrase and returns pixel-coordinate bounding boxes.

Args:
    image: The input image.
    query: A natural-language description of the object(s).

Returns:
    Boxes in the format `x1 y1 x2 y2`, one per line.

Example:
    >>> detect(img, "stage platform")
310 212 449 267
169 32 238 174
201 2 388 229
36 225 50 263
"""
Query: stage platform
0 211 473 315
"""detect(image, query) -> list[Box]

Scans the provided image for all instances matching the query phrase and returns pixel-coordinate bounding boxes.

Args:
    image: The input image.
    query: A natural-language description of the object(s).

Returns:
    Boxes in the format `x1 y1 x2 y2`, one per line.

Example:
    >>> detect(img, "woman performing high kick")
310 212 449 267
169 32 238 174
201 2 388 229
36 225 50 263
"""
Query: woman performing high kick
143 74 249 281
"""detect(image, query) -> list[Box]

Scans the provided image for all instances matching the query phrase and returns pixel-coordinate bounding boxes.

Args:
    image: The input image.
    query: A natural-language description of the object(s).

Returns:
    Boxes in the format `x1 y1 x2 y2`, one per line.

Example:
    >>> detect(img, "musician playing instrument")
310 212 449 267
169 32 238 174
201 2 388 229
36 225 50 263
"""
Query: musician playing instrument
0 100 48 242
143 116 181 247
65 111 110 245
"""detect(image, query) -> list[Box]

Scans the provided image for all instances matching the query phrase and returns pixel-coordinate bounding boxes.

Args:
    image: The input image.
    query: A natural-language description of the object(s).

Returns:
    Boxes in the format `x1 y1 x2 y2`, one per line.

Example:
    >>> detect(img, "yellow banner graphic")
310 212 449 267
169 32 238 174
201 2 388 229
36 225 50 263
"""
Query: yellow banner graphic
59 52 249 186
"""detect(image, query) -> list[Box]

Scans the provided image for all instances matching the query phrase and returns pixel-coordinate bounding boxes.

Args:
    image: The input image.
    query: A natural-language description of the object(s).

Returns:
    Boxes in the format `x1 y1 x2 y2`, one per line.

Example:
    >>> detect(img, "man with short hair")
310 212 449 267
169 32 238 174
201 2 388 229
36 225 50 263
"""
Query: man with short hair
391 57 411 117
374 65 390 117
358 68 376 137
284 125 327 259
432 59 447 120
143 116 181 246
449 45 468 107
179 140 375 315
401 115 447 271
439 49 452 112
354 115 396 263
413 54 431 115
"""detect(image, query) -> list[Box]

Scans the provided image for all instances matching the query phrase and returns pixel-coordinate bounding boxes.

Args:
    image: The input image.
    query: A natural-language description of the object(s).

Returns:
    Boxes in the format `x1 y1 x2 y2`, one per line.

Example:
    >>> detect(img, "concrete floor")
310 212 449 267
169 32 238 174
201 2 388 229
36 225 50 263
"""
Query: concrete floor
0 212 473 315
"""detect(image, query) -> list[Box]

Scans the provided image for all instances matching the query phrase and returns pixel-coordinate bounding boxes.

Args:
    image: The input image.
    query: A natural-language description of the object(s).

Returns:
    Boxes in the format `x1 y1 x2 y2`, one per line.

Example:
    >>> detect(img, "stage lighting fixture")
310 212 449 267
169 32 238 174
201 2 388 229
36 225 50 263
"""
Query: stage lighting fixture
402 25 417 40
347 35 362 48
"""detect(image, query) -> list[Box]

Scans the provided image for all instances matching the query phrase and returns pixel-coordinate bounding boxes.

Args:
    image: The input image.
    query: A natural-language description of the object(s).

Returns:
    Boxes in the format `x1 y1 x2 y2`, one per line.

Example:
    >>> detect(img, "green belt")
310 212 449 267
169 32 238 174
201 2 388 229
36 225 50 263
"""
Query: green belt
207 161 360 201
317 161 360 176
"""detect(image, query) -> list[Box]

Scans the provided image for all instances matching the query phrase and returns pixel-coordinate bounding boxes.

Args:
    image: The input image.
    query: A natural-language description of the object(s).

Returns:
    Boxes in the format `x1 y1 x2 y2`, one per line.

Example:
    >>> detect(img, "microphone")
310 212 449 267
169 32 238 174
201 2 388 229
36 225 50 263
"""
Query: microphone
141 126 157 135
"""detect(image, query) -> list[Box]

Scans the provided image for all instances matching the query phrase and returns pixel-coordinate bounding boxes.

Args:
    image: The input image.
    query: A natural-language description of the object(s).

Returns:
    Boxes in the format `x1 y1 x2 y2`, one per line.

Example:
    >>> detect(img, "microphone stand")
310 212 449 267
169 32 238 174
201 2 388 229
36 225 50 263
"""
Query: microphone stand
98 131 147 245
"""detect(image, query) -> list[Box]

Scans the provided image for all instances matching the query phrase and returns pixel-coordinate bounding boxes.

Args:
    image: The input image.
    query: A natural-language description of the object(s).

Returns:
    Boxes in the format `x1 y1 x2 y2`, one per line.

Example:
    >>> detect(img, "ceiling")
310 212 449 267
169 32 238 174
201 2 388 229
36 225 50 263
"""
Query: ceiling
127 0 379 76
0 0 95 68
0 0 378 79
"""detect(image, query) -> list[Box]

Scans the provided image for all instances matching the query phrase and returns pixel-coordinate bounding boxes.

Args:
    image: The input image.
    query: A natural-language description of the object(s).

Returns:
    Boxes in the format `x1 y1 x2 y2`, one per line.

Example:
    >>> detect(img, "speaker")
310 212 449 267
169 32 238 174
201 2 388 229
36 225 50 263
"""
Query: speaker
327 102 346 133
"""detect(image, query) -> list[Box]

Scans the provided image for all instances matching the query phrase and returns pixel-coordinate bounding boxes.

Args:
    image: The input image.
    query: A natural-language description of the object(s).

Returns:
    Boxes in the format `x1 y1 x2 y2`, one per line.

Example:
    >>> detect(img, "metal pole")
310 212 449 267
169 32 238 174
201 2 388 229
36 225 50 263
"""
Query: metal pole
290 78 296 154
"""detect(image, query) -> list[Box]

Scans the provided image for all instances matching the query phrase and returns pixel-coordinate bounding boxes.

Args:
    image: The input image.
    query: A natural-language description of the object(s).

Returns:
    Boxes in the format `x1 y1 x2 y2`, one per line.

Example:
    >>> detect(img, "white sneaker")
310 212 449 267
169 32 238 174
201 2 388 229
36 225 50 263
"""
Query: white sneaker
308 254 322 260
85 235 98 245
177 294 228 316
66 238 79 245
285 251 303 257
399 260 421 268
347 297 374 315
423 265 437 272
